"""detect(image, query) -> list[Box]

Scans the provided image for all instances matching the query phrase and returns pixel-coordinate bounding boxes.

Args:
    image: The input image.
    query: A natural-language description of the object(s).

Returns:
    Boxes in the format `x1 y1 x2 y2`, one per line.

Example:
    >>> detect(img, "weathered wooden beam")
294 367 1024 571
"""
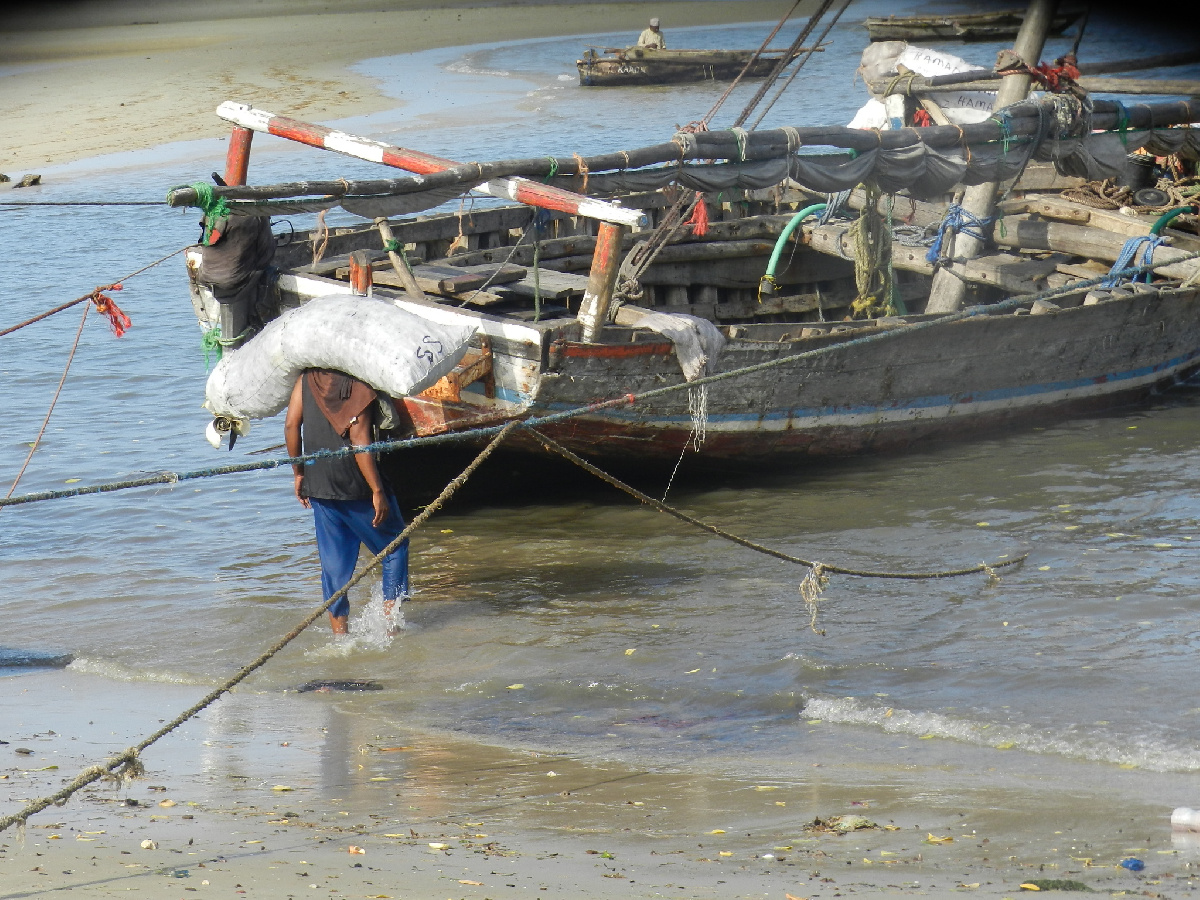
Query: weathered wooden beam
885 76 1200 96
578 222 626 342
375 216 425 301
992 214 1200 279
223 126 253 187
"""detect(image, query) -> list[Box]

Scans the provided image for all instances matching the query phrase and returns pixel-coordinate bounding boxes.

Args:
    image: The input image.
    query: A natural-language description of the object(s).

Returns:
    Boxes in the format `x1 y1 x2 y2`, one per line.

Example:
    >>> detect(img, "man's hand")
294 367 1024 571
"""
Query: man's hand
294 473 310 509
371 488 389 527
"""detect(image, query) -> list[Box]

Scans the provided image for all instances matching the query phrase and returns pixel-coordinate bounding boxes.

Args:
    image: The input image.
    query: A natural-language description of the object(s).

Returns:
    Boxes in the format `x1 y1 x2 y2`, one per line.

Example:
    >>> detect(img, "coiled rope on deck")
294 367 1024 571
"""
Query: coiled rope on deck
0 422 517 836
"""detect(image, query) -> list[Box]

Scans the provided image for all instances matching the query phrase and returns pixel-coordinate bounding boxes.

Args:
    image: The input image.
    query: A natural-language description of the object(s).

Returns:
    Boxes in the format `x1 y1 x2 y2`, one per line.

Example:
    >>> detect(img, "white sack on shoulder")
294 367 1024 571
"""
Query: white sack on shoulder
205 295 478 420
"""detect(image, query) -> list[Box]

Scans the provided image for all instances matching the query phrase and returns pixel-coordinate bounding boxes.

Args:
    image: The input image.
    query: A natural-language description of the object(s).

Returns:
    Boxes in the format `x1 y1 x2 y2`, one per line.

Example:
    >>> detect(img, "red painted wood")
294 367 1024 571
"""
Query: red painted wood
223 127 254 186
253 110 607 219
561 342 674 359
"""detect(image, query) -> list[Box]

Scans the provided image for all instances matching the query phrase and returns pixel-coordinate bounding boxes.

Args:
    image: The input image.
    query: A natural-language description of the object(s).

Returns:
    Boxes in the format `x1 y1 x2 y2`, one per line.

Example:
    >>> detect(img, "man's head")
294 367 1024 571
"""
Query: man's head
649 17 660 29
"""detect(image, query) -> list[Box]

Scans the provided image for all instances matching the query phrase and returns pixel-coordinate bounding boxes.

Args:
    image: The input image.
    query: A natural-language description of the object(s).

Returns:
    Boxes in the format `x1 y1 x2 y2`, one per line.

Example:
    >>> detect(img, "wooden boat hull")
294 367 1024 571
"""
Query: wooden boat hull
236 265 1200 468
577 49 789 86
527 288 1200 461
863 9 1081 41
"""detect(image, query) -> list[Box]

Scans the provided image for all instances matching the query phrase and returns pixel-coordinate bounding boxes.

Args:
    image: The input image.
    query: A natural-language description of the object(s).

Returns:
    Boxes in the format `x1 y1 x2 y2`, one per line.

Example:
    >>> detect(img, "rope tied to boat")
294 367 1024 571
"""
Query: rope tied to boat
1103 235 1167 287
186 181 231 246
849 183 895 319
926 203 994 267
0 422 519 836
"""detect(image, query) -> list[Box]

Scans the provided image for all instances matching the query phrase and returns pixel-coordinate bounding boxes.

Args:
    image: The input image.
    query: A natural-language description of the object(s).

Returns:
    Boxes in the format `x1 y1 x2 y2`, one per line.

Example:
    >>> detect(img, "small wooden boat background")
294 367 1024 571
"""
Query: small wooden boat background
169 2 1200 494
863 8 1082 42
577 47 802 87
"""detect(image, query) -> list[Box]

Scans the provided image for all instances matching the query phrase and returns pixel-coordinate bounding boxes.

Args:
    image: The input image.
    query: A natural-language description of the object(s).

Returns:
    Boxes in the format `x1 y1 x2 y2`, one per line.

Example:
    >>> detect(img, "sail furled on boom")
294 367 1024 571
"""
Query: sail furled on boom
164 98 1200 217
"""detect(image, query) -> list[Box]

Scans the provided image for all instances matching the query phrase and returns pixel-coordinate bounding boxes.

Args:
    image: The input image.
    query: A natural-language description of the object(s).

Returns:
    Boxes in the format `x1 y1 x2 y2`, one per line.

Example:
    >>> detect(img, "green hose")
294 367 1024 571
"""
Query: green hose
1150 205 1197 235
760 203 827 297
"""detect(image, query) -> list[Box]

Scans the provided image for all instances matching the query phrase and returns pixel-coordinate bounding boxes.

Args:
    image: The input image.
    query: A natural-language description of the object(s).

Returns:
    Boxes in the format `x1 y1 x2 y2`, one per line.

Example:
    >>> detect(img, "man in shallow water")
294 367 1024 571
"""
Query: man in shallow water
637 17 665 49
285 369 408 634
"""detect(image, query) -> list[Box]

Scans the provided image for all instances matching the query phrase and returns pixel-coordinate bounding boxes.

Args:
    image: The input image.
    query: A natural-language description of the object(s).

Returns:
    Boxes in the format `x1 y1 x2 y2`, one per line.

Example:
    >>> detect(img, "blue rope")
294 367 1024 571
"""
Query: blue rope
926 204 994 265
4 249 1198 511
1102 235 1166 287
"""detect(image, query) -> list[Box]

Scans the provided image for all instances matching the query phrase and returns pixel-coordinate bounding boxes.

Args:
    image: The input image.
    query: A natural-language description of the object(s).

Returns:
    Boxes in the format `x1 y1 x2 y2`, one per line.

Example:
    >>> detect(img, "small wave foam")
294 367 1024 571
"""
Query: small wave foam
303 588 406 660
67 657 213 686
803 696 1200 773
444 59 511 78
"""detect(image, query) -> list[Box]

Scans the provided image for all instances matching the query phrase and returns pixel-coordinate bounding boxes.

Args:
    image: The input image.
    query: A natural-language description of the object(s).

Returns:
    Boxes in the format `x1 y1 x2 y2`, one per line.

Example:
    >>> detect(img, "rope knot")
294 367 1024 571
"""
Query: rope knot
90 285 132 337
799 563 830 635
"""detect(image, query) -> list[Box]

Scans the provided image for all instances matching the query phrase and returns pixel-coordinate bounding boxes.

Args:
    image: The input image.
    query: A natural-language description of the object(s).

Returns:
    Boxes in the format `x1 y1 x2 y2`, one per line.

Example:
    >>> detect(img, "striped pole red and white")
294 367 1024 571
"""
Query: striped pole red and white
216 101 644 227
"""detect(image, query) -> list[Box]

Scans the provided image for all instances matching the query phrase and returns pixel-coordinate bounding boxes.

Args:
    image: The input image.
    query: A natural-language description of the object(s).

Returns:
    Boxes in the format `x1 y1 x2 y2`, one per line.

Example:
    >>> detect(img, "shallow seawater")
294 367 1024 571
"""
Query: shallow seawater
2 4 1200 842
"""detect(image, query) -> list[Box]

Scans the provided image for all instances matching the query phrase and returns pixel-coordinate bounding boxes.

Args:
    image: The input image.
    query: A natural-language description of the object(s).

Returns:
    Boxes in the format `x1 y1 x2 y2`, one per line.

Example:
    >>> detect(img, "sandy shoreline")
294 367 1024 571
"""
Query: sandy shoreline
3 670 1199 898
1 0 792 174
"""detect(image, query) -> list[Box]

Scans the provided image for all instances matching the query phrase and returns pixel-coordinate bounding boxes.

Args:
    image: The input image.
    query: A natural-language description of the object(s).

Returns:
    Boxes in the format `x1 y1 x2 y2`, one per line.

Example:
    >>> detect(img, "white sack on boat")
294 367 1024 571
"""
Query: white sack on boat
204 295 477 420
632 312 726 381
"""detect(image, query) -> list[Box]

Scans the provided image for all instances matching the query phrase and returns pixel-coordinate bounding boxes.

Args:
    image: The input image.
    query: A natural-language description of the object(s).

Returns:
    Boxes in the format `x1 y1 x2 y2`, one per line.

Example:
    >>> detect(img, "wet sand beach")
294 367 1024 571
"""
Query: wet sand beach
5 671 1199 899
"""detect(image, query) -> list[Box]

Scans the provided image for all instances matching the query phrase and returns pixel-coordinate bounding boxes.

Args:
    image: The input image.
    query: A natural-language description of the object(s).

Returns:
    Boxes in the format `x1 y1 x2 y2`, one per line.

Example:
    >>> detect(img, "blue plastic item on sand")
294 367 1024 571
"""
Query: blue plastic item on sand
1120 858 1145 872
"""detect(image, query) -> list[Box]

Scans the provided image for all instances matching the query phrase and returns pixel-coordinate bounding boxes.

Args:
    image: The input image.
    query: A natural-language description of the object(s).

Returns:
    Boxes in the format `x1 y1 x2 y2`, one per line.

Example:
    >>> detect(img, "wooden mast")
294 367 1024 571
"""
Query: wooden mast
924 0 1059 314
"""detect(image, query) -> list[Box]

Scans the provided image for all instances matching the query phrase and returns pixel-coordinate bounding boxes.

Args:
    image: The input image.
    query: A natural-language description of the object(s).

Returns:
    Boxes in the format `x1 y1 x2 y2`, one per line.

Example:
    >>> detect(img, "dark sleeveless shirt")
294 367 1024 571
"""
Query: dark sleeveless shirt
300 375 373 501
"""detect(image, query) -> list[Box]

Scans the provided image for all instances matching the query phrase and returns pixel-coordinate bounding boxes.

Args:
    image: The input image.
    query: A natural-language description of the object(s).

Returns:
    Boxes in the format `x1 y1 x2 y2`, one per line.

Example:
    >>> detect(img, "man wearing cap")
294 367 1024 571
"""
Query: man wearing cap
637 17 665 49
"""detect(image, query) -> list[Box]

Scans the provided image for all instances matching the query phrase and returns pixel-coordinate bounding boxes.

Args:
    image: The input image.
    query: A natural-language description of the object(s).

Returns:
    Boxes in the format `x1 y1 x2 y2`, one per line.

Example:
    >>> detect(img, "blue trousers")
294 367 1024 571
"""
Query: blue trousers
311 494 410 619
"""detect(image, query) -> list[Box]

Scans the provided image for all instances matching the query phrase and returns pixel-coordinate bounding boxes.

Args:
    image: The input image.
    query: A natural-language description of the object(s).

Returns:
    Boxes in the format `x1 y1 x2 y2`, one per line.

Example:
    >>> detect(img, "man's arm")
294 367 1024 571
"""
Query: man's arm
285 376 310 509
348 411 389 527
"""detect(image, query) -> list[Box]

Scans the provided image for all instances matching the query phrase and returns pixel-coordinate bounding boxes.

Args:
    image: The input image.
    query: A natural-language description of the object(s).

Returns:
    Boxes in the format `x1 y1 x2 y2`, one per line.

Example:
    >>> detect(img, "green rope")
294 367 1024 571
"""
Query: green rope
1114 101 1131 147
183 182 232 246
989 113 1015 154
201 328 223 370
544 156 559 182
383 238 415 274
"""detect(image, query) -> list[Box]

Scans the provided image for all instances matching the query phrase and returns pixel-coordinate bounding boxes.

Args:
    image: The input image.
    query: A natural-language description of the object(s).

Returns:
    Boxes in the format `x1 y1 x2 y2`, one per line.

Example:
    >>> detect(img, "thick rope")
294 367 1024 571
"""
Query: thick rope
698 0 804 128
2 304 90 506
0 247 184 338
1103 235 1166 287
527 429 1025 580
0 201 165 207
749 0 853 131
926 203 994 266
4 251 1199 512
0 422 517 835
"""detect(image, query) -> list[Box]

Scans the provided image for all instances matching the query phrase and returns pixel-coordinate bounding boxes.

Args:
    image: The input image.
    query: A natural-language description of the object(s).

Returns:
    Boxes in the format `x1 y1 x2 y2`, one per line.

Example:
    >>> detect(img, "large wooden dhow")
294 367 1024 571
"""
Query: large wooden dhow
171 69 1200 477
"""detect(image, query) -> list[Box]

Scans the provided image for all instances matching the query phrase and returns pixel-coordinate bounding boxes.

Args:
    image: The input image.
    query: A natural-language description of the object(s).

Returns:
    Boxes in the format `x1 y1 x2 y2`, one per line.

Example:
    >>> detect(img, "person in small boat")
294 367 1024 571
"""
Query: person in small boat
285 369 409 635
637 17 665 49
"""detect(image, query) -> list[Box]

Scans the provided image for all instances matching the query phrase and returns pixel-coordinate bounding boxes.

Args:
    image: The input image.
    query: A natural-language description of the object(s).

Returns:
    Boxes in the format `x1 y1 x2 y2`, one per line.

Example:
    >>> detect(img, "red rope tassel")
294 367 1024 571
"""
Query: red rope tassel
90 283 132 337
912 108 934 127
686 197 710 237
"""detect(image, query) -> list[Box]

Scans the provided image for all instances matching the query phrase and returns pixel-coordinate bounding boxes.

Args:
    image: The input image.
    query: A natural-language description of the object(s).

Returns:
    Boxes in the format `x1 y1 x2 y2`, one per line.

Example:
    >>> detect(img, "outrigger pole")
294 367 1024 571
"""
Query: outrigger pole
215 101 644 228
